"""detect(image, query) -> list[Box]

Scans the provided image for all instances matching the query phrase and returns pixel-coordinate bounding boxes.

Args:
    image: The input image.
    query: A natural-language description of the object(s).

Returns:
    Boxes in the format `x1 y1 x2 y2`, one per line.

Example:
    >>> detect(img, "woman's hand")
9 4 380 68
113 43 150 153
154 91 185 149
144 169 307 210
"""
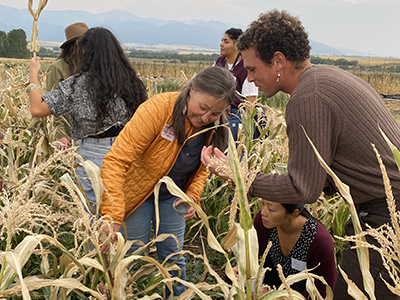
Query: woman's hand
28 56 52 118
174 198 196 221
99 222 121 254
29 57 41 83
232 265 239 277
201 146 231 180
57 137 70 150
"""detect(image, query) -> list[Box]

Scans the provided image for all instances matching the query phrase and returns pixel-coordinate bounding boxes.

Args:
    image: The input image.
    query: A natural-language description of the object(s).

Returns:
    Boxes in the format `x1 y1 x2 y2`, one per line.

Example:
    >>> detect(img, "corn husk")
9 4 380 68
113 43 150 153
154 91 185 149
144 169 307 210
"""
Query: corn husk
235 223 259 280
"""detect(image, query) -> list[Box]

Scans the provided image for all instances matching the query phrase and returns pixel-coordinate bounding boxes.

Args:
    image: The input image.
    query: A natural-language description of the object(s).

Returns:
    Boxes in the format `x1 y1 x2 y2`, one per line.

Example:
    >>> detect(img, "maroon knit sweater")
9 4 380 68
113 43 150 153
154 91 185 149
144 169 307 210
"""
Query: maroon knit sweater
249 65 400 205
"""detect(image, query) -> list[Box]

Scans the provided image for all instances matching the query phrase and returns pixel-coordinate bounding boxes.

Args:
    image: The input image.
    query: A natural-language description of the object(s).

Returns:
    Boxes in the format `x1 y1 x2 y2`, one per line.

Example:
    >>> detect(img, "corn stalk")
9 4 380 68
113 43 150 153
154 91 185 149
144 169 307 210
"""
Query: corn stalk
28 0 49 57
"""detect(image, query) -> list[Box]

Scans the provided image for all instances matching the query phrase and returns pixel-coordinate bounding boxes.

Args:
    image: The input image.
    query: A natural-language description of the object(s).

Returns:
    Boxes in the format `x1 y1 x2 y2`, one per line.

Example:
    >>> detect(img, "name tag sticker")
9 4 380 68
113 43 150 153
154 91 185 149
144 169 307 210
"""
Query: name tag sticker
291 258 307 271
161 124 174 142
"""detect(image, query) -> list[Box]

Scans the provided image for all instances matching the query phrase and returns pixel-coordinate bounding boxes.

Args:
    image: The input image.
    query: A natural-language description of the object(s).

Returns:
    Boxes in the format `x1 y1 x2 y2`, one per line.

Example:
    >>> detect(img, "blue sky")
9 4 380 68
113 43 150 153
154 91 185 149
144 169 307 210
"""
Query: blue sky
2 0 400 58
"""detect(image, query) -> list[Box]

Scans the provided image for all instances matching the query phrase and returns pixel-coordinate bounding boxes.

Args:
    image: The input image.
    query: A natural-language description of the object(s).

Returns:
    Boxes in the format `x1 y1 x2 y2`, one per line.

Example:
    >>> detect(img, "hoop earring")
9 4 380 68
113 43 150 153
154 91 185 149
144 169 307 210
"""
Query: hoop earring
276 72 280 83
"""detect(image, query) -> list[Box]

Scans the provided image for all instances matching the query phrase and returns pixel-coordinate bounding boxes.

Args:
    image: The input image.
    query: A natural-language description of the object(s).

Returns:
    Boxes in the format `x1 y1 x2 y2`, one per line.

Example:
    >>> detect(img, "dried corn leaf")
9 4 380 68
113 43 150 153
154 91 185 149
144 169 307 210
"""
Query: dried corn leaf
0 277 104 299
3 252 30 299
83 160 104 215
338 266 369 300
200 238 233 296
155 176 226 254
0 235 41 291
163 277 212 300
60 173 92 214
259 289 305 300
302 126 376 300
113 254 172 299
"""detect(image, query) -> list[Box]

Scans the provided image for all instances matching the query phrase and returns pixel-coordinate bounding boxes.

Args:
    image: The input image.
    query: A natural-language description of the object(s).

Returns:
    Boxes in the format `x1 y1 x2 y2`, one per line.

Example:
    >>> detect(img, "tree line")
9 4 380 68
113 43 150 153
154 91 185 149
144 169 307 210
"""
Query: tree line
127 49 220 63
0 29 31 59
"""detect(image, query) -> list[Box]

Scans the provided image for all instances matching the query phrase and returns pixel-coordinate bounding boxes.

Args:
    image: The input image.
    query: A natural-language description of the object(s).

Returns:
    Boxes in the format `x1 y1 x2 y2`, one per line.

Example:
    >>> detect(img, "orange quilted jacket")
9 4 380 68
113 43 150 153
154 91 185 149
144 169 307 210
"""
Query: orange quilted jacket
100 92 210 224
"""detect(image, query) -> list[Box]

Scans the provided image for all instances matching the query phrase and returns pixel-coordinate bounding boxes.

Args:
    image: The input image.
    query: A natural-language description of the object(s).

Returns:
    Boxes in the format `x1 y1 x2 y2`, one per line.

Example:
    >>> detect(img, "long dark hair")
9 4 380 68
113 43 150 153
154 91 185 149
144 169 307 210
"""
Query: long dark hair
73 27 147 130
171 66 236 149
57 41 80 75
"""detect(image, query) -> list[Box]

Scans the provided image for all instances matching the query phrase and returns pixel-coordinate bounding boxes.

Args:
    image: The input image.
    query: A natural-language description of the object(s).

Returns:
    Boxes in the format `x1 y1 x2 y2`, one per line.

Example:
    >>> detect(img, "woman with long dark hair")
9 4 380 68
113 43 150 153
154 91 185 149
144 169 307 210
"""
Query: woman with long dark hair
29 27 148 212
46 22 89 150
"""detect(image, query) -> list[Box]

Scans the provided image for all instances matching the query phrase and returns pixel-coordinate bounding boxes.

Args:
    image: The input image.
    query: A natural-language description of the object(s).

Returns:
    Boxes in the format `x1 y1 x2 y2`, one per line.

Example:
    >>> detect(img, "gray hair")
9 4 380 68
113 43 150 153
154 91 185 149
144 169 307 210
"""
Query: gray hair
172 66 237 148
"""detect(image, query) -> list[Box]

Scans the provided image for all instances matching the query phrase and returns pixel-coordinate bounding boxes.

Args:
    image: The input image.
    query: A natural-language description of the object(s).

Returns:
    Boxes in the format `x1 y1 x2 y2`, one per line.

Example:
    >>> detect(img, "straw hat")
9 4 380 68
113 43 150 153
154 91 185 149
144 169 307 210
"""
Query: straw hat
60 22 89 48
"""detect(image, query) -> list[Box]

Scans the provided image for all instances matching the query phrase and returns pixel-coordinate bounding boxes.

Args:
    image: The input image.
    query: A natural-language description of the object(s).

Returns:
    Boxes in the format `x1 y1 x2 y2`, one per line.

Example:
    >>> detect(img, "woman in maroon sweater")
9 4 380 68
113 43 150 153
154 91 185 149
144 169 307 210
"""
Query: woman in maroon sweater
254 199 337 298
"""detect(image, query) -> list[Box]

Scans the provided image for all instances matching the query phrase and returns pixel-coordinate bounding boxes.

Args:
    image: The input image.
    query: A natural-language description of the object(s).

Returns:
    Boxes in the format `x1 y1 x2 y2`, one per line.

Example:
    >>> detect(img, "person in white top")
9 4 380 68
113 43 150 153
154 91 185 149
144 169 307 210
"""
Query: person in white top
214 28 258 141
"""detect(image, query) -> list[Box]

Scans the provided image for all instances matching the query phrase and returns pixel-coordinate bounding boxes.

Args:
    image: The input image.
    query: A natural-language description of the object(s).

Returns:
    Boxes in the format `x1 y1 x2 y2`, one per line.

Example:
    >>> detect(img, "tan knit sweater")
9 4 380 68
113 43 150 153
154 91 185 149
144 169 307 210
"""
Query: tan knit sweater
249 65 400 205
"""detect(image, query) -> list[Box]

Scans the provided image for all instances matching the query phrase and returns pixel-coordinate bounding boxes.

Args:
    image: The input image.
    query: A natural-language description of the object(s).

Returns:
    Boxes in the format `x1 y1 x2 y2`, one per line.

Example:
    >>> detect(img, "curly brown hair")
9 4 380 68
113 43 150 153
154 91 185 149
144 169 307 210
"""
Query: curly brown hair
237 10 311 69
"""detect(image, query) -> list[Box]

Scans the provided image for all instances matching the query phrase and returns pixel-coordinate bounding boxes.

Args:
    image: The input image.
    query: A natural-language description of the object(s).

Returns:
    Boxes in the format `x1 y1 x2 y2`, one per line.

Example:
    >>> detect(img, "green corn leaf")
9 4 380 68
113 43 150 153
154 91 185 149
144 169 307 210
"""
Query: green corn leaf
379 126 400 173
226 129 252 231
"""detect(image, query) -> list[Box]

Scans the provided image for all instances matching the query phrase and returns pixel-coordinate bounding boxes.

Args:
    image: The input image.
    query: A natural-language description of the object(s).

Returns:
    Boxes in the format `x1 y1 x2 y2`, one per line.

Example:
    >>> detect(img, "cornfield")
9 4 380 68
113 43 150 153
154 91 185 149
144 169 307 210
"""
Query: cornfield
1 23 400 298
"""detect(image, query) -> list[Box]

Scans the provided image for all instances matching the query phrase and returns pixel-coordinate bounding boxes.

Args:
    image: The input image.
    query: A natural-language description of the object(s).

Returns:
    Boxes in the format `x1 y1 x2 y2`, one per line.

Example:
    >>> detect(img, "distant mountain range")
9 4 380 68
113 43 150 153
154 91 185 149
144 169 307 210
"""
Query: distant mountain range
0 4 371 57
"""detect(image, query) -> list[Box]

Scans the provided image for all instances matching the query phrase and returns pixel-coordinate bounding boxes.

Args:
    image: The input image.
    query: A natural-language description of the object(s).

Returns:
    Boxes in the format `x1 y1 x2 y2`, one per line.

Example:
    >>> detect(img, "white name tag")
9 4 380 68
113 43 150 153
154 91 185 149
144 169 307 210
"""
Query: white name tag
291 258 307 272
161 124 174 142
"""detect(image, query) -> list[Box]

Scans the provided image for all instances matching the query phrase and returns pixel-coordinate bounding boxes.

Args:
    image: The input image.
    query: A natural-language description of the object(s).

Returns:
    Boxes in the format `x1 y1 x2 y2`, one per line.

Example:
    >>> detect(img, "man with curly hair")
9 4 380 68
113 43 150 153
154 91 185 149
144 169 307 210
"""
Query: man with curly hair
201 9 400 299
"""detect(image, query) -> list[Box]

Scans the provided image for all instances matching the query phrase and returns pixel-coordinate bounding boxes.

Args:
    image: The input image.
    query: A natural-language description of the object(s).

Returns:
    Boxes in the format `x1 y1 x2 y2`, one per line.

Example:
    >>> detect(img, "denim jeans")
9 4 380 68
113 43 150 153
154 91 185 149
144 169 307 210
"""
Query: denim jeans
228 107 241 142
228 107 262 144
76 137 116 214
124 196 187 296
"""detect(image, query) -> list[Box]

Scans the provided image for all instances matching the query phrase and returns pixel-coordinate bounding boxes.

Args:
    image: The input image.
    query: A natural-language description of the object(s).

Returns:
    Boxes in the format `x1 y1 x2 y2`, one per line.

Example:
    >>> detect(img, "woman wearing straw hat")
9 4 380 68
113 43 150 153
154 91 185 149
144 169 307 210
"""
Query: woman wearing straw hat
46 22 89 150
29 27 148 214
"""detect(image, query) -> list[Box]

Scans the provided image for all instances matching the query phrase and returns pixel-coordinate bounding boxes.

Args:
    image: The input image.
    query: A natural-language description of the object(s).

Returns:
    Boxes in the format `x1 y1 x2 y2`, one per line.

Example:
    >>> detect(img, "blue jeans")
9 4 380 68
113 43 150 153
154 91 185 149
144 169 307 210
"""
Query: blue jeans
228 107 241 142
124 196 187 296
76 137 116 214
